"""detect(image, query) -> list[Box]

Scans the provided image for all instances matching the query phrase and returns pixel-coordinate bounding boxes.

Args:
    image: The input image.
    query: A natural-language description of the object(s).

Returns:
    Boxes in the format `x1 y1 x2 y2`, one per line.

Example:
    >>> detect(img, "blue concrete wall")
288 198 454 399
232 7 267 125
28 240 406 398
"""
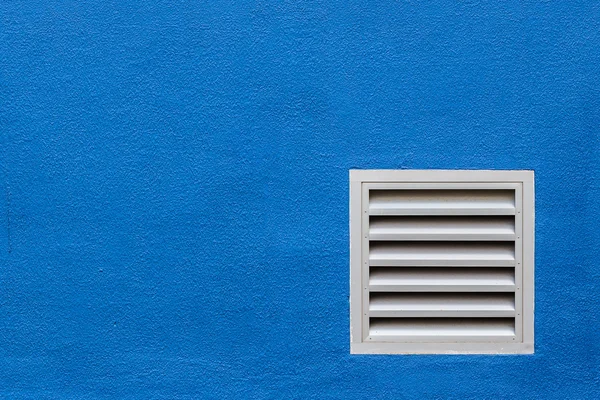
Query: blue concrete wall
1 1 599 398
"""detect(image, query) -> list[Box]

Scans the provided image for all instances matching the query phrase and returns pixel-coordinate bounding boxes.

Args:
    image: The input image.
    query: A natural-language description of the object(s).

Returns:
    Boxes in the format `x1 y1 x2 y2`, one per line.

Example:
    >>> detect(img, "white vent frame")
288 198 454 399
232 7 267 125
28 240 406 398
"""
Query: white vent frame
350 170 534 354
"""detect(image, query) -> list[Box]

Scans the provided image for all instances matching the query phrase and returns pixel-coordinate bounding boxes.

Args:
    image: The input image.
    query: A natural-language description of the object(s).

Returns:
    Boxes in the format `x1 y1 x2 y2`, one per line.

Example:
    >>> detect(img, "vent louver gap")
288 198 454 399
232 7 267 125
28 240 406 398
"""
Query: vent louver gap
366 188 518 342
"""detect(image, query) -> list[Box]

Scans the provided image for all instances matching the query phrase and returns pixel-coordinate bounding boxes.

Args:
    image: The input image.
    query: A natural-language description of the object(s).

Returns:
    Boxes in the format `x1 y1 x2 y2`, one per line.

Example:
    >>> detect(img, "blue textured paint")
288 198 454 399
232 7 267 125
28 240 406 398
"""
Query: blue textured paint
1 1 599 398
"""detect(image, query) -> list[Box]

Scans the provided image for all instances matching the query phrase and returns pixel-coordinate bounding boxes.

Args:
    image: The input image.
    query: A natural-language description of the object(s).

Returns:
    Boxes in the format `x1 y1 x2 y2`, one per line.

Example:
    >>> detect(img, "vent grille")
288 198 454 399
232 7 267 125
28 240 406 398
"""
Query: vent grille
350 171 534 354
366 188 519 342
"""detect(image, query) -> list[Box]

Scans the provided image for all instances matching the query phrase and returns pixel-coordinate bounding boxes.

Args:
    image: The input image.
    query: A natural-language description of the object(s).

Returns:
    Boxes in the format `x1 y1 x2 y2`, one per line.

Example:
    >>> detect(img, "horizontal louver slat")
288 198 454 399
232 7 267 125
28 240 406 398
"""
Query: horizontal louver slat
369 267 516 292
369 216 516 241
369 189 515 216
369 293 515 318
368 318 516 341
369 242 515 267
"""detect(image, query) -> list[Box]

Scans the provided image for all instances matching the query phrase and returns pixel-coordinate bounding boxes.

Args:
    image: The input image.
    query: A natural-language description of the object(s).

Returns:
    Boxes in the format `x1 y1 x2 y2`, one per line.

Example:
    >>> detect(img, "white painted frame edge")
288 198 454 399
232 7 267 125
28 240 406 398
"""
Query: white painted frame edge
351 342 534 355
350 169 534 183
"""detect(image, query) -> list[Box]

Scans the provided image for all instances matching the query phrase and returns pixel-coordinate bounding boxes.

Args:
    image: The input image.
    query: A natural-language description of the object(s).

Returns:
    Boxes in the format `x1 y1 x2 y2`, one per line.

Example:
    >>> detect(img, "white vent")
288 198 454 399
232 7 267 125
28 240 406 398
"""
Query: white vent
350 170 534 354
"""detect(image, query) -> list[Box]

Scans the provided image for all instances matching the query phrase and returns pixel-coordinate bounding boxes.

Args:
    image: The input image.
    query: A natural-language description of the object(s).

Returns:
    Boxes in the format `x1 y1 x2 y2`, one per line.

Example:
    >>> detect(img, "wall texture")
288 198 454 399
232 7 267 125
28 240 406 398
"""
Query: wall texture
1 1 599 398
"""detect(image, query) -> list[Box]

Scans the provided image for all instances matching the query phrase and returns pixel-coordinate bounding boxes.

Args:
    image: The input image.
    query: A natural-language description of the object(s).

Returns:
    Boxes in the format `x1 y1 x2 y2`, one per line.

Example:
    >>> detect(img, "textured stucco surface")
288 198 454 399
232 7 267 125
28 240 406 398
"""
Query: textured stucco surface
1 1 600 398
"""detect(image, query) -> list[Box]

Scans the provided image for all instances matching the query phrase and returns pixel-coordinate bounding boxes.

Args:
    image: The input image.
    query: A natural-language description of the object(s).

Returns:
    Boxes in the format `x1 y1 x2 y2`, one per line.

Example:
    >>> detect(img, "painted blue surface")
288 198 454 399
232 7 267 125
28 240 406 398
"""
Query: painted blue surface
1 1 599 398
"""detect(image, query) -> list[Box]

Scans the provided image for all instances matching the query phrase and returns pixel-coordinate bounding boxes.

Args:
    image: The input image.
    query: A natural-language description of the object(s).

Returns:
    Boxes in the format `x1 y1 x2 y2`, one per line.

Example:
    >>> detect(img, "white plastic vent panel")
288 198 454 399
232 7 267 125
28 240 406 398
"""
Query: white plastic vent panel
350 170 534 354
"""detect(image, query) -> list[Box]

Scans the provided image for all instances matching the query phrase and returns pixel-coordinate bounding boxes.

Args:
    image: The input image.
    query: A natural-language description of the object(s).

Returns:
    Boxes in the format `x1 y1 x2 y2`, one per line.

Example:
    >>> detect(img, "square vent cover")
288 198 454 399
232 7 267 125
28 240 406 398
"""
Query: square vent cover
350 170 534 354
